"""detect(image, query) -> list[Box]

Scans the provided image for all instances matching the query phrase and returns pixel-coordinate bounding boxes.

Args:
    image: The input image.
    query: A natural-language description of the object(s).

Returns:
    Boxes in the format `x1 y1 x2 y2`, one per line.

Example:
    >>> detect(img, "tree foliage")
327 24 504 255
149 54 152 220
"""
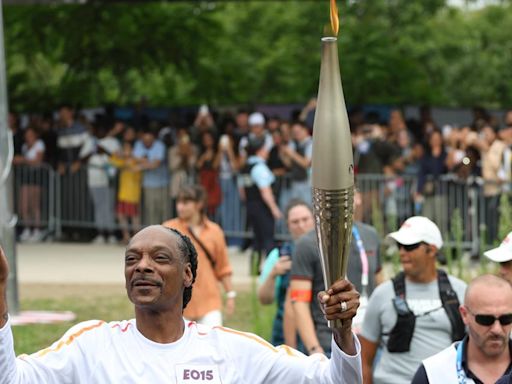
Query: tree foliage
3 1 512 111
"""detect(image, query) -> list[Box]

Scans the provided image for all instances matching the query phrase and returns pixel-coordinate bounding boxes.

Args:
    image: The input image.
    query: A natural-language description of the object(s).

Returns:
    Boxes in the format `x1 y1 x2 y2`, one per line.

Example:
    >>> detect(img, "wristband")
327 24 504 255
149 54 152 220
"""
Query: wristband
226 291 237 299
290 289 313 302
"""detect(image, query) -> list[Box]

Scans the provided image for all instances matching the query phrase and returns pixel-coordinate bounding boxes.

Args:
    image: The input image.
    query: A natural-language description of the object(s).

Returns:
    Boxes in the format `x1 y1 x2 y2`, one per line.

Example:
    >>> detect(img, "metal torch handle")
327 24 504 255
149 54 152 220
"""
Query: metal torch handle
312 186 354 330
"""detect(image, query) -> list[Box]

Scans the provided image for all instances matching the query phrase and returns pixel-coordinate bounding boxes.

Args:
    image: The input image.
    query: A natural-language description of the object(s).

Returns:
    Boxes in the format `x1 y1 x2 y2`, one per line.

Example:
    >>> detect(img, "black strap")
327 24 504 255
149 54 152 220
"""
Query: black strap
388 272 414 352
187 226 216 268
392 271 406 299
437 269 465 341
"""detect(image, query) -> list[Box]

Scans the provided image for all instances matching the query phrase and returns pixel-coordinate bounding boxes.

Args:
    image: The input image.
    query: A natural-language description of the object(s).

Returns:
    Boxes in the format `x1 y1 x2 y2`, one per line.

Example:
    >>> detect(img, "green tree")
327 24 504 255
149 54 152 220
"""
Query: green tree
4 1 512 110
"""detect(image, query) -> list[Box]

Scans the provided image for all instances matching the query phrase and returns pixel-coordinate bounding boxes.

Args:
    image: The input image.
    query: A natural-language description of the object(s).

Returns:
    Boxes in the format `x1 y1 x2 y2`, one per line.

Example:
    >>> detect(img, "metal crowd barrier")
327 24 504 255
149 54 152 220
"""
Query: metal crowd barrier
12 163 512 254
355 173 511 254
13 163 57 240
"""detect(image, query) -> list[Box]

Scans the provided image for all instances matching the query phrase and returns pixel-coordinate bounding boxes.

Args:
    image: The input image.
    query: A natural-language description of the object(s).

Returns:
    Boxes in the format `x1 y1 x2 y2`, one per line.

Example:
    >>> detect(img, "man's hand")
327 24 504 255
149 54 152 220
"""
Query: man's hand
272 256 292 277
271 207 282 220
70 161 81 174
0 245 10 328
318 278 360 356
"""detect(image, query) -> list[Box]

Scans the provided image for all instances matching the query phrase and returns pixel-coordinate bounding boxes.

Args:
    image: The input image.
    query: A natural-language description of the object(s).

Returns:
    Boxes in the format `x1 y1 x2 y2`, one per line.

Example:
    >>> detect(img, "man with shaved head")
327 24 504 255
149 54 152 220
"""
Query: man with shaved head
412 274 512 384
0 225 364 383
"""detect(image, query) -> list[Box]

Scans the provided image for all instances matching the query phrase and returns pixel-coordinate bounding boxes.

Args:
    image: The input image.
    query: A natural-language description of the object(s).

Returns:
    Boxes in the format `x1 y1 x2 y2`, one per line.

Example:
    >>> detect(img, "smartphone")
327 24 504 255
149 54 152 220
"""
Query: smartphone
220 134 229 148
279 243 292 257
199 104 209 116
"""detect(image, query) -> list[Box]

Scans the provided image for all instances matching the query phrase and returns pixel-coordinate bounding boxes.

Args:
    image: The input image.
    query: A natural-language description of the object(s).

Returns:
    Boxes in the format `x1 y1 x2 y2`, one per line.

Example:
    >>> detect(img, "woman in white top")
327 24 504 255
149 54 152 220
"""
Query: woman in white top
13 126 46 242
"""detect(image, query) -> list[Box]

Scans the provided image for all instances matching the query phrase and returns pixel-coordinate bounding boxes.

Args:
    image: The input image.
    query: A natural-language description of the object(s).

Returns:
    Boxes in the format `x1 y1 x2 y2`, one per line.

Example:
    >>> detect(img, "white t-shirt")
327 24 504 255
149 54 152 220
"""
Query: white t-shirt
22 140 45 161
80 136 121 188
1 317 362 384
360 276 466 384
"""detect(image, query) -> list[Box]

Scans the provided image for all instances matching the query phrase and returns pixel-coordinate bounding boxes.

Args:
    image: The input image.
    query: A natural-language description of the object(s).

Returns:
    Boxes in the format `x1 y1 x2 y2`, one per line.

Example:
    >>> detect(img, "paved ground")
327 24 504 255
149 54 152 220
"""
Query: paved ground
16 242 253 289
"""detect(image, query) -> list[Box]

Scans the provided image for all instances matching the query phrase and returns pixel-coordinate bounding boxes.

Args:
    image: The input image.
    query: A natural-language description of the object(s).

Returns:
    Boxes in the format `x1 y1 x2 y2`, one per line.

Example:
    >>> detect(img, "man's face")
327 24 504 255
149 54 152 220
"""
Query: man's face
124 226 192 310
59 107 73 124
398 242 435 280
499 261 512 284
176 199 201 222
268 119 280 132
461 284 512 358
250 124 265 138
142 133 155 148
287 205 314 240
280 123 291 142
429 131 443 148
291 124 307 141
236 112 249 129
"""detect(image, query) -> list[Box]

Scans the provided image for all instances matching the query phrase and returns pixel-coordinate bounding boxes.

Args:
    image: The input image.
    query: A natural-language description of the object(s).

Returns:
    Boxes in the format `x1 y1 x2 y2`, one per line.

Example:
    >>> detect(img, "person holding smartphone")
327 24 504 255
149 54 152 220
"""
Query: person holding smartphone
257 199 314 351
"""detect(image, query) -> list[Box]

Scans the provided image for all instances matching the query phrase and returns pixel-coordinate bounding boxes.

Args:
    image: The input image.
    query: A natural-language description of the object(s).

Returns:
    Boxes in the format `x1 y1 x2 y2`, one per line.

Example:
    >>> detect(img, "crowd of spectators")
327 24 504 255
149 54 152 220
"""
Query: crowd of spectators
351 105 511 242
5 101 512 384
7 102 512 244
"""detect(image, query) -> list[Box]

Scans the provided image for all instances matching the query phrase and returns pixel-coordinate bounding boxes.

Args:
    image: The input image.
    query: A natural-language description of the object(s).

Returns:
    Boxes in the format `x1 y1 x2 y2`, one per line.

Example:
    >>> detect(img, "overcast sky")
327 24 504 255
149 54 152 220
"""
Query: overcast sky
448 0 503 8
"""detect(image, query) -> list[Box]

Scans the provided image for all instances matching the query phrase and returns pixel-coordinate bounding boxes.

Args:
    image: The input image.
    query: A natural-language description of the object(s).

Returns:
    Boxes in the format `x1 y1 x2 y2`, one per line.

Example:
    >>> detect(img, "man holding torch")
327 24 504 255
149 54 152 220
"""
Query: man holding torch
0 228 363 383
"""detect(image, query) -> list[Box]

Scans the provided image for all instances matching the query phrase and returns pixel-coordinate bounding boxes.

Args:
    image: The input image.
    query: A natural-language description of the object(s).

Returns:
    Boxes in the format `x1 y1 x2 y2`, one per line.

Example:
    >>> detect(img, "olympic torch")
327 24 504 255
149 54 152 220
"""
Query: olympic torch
311 0 354 329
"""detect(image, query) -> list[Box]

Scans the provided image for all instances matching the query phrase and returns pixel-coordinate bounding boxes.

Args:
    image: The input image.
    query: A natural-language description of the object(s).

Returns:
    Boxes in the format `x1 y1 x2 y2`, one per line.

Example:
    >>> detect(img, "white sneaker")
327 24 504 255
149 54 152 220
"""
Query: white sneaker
20 228 32 242
29 229 43 243
92 235 105 244
107 235 117 245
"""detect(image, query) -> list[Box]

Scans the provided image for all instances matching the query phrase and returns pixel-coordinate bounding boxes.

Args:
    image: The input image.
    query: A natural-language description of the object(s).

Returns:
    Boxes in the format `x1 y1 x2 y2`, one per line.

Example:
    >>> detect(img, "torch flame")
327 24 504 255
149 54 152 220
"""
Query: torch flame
330 0 339 36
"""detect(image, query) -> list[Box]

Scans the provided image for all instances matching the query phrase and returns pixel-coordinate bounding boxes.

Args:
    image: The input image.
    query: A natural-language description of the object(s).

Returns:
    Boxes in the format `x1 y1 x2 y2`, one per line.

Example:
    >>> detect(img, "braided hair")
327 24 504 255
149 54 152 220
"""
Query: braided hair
165 227 198 310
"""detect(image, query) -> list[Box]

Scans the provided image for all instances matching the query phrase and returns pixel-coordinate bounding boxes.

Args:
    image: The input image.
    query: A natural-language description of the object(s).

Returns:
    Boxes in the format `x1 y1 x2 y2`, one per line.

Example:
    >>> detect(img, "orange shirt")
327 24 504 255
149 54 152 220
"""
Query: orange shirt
162 217 232 319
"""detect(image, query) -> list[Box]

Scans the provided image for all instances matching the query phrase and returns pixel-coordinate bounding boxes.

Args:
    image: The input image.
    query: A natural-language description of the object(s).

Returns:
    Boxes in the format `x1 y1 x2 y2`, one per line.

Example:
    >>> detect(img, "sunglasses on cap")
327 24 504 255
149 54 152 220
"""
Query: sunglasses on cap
396 242 424 252
466 307 512 326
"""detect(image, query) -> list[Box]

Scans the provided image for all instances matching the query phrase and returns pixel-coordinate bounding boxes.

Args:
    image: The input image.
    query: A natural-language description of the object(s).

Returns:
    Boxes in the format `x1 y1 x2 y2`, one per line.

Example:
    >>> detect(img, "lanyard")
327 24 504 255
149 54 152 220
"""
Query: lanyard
456 340 467 384
352 225 369 290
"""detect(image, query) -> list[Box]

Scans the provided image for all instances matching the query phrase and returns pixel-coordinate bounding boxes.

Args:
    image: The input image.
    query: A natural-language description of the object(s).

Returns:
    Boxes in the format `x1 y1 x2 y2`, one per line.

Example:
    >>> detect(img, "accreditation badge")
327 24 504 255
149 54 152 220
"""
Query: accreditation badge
175 364 222 384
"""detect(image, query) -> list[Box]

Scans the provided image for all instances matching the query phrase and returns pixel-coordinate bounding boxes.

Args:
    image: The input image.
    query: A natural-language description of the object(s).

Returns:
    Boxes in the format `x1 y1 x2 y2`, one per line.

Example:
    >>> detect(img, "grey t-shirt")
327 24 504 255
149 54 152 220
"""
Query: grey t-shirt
360 276 467 384
291 223 382 353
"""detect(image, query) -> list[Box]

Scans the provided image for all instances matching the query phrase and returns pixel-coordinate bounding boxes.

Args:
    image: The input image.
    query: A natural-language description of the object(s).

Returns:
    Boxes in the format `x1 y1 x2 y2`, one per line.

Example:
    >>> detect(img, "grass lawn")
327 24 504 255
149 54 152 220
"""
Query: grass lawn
12 283 276 356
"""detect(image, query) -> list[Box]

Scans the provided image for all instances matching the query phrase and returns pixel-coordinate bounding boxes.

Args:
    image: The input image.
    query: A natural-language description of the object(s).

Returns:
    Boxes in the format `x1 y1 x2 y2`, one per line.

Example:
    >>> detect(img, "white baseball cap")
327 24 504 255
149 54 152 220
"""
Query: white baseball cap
387 216 443 249
248 112 265 126
484 232 512 263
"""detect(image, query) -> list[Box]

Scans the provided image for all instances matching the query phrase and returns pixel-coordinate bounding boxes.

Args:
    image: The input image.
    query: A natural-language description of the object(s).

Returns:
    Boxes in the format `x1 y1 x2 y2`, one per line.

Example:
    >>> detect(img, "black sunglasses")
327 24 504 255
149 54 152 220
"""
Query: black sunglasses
396 242 424 252
466 307 512 326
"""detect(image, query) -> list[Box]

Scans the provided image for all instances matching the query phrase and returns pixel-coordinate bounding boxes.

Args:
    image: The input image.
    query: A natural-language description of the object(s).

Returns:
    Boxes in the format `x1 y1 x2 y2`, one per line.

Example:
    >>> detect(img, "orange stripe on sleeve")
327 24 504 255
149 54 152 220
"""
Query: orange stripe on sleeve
36 321 105 358
290 289 313 302
279 344 296 356
215 327 301 358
